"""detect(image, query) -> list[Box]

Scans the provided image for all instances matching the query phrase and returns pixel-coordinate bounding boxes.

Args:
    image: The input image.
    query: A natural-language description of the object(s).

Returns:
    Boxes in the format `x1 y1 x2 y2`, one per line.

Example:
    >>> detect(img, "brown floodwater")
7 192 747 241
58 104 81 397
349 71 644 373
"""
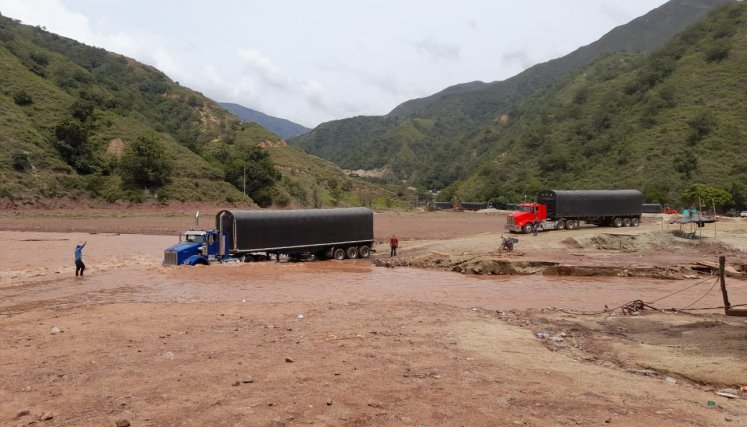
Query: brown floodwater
1 231 745 317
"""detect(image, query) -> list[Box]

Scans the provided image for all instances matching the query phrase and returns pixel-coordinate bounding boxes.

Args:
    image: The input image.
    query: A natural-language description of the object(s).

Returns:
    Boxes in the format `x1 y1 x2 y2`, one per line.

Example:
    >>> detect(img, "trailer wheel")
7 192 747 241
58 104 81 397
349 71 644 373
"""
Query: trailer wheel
332 248 345 260
522 223 533 234
556 220 566 230
631 217 640 227
345 246 359 259
623 217 632 227
566 220 575 230
613 217 623 227
358 245 371 258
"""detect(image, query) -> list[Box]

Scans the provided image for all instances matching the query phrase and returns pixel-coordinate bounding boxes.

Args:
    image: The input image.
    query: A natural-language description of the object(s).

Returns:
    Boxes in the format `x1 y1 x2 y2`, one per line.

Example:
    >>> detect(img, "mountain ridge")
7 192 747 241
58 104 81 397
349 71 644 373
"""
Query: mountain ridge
219 102 310 139
291 0 735 190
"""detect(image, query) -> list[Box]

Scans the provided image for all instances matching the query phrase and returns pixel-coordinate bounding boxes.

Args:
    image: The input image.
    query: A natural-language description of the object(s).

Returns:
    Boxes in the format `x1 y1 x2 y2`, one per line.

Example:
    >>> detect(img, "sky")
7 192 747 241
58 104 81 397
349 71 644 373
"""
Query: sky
1 0 670 128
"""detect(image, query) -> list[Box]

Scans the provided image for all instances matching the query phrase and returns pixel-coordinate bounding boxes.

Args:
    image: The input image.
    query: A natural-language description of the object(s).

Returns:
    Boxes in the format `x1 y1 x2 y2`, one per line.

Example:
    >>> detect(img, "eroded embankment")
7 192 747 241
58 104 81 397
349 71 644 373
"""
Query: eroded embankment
374 254 704 279
374 231 747 279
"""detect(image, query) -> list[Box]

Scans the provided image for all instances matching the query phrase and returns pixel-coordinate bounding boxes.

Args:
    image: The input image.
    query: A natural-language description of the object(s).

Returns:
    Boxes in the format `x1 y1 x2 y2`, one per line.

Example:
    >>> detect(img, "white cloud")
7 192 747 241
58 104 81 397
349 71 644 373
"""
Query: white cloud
501 50 536 71
238 49 286 89
414 37 460 62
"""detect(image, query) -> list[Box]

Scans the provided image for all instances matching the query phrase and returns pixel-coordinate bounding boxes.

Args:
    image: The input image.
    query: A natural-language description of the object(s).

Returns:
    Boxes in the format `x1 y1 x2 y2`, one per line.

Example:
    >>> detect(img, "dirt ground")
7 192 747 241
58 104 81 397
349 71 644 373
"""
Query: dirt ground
1 208 746 426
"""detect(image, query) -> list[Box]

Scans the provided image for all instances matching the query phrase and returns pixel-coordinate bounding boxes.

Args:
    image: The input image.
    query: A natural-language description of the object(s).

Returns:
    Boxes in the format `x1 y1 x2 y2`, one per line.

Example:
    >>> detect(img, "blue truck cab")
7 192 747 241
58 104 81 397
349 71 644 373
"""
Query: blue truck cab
163 230 226 265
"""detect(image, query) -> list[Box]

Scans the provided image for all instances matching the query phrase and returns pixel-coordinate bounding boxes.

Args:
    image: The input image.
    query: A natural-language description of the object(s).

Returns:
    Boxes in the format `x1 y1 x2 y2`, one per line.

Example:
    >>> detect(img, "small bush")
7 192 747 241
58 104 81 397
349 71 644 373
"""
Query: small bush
12 90 32 106
11 152 31 171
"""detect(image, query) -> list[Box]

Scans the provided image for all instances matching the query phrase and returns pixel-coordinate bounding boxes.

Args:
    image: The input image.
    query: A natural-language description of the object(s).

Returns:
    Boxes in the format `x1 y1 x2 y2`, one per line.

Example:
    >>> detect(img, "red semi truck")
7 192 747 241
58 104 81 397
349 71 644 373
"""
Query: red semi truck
506 190 643 234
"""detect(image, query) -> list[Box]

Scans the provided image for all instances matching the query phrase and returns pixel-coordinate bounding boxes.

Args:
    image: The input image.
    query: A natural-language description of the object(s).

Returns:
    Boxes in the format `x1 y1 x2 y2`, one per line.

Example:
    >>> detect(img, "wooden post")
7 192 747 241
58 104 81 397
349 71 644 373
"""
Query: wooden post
719 255 731 314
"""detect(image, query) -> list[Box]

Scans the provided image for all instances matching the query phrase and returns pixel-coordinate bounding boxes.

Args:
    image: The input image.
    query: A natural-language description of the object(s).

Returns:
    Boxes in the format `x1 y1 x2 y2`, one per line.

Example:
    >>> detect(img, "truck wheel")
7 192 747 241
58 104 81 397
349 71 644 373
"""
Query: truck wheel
631 217 640 227
522 223 533 234
623 217 632 227
566 220 575 230
333 248 345 260
345 246 359 259
358 245 371 258
613 217 623 227
556 220 566 230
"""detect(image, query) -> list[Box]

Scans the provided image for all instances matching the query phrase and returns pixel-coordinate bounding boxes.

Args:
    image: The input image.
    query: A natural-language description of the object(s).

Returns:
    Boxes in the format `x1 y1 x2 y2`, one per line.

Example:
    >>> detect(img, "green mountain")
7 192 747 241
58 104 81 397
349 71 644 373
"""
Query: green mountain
0 13 395 207
219 102 310 139
290 0 734 190
447 2 747 207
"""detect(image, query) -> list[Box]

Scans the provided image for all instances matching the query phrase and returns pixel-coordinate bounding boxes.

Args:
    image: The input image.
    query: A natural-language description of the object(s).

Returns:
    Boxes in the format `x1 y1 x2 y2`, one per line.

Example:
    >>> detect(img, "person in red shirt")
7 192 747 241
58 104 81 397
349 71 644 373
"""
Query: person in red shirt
390 234 399 257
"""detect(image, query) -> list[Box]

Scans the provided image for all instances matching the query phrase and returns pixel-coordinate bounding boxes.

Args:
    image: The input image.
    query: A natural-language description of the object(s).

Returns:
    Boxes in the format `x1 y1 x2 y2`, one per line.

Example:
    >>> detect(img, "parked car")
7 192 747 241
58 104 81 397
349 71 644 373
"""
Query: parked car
726 209 739 217
741 211 747 218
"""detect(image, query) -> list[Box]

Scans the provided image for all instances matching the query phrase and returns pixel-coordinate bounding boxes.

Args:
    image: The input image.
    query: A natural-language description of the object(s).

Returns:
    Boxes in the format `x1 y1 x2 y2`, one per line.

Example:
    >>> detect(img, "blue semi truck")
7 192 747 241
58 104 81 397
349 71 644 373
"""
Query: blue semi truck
163 207 374 265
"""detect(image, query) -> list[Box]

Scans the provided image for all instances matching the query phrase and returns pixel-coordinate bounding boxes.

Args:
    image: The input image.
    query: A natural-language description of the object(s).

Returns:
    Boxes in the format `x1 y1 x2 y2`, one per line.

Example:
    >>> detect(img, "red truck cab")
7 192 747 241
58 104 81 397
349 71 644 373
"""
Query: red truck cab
506 203 547 233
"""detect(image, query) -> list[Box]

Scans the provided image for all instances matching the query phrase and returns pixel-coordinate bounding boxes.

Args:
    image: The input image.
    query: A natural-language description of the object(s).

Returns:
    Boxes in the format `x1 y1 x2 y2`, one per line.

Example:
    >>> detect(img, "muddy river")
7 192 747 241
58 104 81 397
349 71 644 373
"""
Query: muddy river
2 231 743 317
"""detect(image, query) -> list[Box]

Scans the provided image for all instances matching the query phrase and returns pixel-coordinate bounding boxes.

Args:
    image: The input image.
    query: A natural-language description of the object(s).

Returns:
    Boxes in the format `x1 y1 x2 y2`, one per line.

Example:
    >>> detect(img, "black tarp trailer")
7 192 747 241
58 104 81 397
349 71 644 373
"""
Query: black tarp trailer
538 190 642 227
215 207 374 261
642 203 663 214
460 202 489 211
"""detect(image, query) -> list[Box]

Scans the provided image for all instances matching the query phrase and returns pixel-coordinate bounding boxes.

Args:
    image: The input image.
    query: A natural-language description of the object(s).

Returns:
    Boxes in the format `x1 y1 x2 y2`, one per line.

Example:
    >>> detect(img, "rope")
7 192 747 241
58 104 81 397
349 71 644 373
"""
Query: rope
556 276 719 316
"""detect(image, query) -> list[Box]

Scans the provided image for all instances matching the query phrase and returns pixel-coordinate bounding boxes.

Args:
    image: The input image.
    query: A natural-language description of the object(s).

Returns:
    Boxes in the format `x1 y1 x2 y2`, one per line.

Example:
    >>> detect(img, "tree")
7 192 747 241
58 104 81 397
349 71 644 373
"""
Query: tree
224 146 280 207
120 133 173 189
52 119 99 174
681 183 733 209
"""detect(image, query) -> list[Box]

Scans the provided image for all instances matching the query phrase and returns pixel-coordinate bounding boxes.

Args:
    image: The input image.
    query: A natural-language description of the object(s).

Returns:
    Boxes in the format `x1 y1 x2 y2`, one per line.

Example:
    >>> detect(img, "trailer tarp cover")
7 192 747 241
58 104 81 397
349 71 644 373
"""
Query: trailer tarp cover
215 207 373 252
641 203 663 214
538 190 642 218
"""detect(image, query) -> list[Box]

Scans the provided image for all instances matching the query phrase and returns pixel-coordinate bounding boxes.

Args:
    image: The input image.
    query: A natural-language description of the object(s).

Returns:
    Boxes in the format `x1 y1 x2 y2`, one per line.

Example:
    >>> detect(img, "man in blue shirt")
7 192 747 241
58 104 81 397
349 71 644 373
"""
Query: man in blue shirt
75 241 87 276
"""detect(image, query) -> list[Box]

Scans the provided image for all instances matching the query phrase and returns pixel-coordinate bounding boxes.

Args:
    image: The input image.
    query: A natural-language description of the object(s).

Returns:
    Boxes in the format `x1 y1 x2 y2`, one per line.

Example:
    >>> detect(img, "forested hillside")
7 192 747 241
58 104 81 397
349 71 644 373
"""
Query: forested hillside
290 0 733 191
0 14 395 207
447 2 747 208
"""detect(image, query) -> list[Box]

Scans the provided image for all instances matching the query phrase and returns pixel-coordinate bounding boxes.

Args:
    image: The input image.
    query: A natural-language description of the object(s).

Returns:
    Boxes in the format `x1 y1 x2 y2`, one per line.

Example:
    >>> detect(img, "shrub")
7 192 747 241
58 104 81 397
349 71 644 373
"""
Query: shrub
12 90 32 106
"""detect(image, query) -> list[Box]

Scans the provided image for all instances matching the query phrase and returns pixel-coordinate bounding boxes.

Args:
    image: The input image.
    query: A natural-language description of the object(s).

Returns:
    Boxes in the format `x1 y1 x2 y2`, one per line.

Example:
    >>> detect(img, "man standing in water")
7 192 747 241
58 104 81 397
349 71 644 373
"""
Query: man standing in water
75 241 87 276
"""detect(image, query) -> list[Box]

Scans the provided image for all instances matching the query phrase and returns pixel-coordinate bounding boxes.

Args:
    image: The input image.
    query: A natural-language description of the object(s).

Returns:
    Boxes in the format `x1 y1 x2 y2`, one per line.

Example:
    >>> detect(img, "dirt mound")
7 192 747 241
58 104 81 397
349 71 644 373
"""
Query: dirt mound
570 231 740 253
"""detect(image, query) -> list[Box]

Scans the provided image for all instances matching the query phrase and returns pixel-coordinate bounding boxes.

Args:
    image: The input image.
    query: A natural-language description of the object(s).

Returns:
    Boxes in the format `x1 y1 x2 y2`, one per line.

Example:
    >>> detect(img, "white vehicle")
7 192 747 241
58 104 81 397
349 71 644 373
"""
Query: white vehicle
741 211 747 217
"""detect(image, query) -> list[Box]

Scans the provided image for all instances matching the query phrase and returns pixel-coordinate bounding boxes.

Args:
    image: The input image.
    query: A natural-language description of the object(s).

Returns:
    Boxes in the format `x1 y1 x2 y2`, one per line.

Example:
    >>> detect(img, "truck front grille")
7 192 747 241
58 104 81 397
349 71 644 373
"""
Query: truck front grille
507 216 514 225
163 250 178 265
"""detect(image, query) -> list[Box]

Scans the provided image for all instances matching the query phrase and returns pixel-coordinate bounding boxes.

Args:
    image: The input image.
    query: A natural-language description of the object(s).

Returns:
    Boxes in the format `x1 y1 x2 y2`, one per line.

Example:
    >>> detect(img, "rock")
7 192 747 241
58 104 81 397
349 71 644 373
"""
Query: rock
50 326 61 335
39 412 54 420
285 357 294 363
15 409 30 418
535 331 550 339
367 401 383 408
242 376 254 384
326 398 333 406
231 381 240 386
718 388 740 395
164 351 175 360
664 376 678 385
635 369 657 377
297 314 304 319
115 419 131 427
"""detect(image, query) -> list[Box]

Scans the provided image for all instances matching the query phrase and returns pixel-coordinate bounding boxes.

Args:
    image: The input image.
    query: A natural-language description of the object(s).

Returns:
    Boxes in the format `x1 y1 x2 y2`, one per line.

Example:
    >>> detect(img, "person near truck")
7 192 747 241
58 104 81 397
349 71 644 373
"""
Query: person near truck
390 234 399 257
75 241 87 276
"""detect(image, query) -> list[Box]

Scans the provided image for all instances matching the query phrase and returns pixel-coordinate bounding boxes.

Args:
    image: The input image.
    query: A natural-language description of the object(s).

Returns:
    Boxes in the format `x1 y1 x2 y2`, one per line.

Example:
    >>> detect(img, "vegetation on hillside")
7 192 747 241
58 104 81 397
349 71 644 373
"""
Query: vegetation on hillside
289 0 739 208
446 2 747 210
0 14 398 208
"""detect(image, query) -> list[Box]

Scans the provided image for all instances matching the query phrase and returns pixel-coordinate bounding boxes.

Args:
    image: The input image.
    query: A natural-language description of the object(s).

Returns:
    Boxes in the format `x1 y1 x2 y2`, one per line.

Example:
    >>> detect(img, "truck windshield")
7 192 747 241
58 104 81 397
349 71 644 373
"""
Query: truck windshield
517 205 534 213
183 233 206 243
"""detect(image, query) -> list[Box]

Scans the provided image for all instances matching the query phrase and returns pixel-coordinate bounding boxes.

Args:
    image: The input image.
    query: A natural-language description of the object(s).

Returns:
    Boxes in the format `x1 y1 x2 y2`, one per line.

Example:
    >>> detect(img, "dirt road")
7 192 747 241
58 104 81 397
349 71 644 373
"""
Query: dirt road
1 210 746 426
